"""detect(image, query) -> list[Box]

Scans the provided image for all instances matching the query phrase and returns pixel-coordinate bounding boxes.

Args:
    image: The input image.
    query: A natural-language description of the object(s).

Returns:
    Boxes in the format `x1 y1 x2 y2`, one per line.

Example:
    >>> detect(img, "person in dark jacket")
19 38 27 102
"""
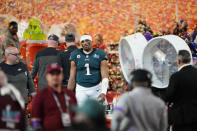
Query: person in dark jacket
162 50 197 131
31 34 60 90
57 33 77 87
0 47 35 103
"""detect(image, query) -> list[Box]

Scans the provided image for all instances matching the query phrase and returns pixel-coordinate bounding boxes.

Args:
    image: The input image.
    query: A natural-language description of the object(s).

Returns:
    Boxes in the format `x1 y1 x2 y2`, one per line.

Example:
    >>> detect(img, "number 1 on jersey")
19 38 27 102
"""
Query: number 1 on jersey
85 63 92 75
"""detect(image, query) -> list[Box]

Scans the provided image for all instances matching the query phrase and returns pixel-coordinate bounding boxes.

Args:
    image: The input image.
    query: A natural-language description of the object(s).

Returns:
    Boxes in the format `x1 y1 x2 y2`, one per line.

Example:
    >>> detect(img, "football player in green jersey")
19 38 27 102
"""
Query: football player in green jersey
68 35 109 105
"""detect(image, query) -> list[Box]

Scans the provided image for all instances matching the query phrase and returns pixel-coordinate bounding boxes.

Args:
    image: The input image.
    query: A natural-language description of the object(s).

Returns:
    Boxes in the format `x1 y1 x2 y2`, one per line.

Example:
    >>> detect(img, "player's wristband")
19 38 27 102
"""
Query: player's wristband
101 78 109 95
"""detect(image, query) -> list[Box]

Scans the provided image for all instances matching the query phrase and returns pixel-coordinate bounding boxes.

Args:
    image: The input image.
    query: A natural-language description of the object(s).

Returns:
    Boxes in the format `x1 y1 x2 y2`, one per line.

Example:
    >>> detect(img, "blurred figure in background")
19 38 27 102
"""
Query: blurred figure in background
191 26 197 42
0 70 26 130
94 34 107 51
31 34 60 90
72 98 109 131
0 47 35 105
1 21 20 62
173 22 181 35
111 69 167 131
31 63 77 131
57 33 77 87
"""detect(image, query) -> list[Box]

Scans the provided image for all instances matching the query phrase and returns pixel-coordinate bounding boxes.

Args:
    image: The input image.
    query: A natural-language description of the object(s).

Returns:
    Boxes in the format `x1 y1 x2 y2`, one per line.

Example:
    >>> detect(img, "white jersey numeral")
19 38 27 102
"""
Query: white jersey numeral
85 63 92 75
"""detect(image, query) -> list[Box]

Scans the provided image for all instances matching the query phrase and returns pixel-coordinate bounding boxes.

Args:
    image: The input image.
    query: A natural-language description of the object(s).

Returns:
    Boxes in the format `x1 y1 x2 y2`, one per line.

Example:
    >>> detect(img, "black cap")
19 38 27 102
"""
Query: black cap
130 69 152 83
48 34 59 42
65 33 75 42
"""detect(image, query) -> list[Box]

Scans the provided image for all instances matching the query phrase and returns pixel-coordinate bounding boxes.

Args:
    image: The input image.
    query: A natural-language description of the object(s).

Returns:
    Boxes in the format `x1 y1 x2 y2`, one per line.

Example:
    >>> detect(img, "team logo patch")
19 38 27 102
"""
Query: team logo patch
85 55 89 61
93 54 100 59
1 105 21 128
77 55 81 58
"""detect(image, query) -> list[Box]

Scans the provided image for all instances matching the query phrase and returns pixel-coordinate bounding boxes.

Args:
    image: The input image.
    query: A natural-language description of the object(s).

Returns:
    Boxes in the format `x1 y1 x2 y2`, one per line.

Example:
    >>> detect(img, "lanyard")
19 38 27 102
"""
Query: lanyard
52 93 69 113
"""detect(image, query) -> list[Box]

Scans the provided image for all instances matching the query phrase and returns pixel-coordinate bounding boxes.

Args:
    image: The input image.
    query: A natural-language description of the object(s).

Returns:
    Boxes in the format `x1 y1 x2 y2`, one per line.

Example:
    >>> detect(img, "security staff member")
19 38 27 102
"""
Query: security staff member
57 33 77 87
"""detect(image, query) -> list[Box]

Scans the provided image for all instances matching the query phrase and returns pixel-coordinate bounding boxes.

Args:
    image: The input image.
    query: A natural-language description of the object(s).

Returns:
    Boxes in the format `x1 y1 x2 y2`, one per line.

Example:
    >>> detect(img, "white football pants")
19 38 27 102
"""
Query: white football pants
76 83 102 106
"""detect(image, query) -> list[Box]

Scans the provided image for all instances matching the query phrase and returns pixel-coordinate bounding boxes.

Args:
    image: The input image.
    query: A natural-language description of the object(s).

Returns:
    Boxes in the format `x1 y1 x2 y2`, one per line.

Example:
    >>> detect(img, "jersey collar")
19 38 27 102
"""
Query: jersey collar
80 48 96 55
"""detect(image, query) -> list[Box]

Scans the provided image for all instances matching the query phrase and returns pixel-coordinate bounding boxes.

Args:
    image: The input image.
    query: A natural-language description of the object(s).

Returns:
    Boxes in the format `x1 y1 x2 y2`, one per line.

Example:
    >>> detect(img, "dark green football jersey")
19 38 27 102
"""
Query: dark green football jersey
70 48 107 87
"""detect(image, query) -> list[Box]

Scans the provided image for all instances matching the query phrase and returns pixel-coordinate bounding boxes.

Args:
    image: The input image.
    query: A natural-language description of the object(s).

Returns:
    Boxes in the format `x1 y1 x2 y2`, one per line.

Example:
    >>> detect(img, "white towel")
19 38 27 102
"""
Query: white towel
0 83 25 109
